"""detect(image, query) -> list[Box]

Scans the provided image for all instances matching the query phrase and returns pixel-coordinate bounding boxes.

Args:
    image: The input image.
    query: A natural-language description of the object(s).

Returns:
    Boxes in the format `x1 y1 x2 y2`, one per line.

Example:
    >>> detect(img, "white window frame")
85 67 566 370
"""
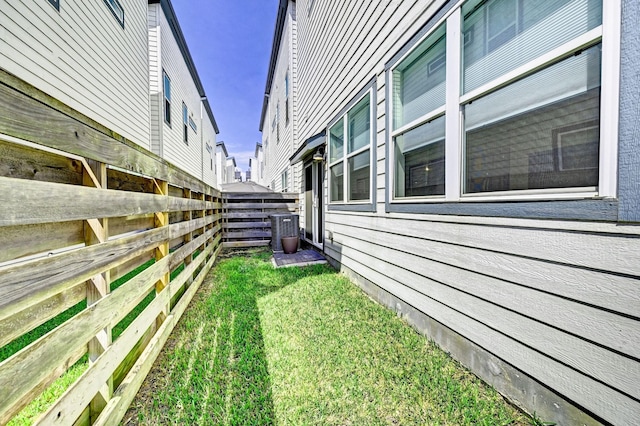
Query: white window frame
387 0 620 204
103 0 124 28
328 89 374 205
163 70 171 127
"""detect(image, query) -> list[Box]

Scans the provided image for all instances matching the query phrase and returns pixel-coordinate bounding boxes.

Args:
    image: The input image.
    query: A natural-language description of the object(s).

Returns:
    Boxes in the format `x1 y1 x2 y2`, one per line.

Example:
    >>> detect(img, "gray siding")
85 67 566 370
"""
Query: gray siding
0 0 150 147
284 0 640 424
618 0 640 222
324 213 640 425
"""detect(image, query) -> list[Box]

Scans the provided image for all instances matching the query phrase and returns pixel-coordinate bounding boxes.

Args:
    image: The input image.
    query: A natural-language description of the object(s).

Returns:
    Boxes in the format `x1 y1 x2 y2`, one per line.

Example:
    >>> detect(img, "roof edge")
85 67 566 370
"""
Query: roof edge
258 0 292 131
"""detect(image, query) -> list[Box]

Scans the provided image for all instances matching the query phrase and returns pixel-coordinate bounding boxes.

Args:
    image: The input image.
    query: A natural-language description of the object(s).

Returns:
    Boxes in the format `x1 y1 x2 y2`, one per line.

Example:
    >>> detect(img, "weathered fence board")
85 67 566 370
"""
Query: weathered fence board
0 72 223 426
221 192 299 249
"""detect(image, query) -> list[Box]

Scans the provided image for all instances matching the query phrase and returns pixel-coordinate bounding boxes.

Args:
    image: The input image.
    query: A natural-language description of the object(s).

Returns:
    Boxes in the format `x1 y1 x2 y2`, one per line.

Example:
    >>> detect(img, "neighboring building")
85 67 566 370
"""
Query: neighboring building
234 170 242 182
253 142 265 186
246 166 252 182
261 1 640 425
215 141 229 186
148 0 219 188
0 0 151 148
259 0 297 193
226 156 237 184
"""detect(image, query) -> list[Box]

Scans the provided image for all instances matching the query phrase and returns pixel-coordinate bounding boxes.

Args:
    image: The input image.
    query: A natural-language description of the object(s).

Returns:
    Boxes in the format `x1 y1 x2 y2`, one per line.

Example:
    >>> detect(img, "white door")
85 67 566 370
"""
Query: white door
304 162 324 247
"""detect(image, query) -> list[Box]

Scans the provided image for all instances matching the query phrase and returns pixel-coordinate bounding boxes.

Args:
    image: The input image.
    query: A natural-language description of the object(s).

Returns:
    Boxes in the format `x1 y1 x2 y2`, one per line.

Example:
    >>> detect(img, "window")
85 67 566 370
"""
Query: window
182 102 188 145
387 0 612 207
285 73 290 125
163 71 171 126
392 23 446 199
103 0 124 28
461 0 603 195
47 0 60 11
189 116 197 133
329 92 372 203
276 103 280 143
281 169 289 192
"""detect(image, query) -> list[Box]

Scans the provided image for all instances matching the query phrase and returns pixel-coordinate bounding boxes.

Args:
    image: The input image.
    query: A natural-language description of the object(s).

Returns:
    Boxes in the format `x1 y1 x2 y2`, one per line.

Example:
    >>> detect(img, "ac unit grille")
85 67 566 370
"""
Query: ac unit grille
270 214 299 252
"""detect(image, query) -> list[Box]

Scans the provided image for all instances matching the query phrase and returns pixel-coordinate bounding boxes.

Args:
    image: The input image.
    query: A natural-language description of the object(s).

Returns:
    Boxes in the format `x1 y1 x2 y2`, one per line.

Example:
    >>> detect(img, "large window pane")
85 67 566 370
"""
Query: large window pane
395 115 446 198
330 163 344 202
329 119 344 163
462 0 602 93
464 44 601 193
348 94 370 153
393 24 446 129
348 151 370 201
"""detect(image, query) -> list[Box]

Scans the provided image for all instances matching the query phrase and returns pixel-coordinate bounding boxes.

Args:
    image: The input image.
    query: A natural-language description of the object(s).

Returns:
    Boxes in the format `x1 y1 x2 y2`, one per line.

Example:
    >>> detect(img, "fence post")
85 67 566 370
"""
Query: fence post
83 160 113 421
155 180 170 325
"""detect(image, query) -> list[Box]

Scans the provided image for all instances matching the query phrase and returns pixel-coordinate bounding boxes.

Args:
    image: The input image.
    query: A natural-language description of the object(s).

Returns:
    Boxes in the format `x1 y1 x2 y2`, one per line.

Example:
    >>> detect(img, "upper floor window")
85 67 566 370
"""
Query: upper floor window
281 169 289 192
189 116 197 133
329 92 372 203
47 0 60 11
388 0 611 205
182 102 188 145
285 73 290 125
103 0 124 28
163 71 171 126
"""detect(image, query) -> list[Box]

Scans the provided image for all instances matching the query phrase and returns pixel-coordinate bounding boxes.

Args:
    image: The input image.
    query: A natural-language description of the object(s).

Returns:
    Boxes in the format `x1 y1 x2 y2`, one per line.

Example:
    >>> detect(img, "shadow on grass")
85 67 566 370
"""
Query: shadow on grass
124 249 333 425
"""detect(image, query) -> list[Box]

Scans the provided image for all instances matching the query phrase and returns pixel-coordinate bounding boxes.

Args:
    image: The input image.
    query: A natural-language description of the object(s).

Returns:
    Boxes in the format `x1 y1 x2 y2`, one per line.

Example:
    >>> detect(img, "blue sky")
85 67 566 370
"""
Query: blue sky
171 0 279 176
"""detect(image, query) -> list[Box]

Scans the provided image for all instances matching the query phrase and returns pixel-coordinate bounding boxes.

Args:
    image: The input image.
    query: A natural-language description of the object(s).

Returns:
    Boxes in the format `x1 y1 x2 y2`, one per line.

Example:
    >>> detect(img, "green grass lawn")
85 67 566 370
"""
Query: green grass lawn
125 248 532 425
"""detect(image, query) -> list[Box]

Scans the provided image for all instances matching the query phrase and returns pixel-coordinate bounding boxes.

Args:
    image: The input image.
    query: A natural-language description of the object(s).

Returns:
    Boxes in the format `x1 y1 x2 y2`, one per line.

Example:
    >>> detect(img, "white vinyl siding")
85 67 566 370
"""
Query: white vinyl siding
154 3 209 182
0 0 150 148
262 1 297 193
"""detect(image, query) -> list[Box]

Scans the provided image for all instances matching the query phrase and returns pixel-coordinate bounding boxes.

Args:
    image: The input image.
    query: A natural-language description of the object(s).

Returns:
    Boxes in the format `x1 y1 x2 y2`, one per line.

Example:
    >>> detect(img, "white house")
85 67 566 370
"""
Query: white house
0 0 151 148
226 156 237 183
261 0 640 424
215 141 229 185
259 0 297 194
148 0 219 188
251 142 265 186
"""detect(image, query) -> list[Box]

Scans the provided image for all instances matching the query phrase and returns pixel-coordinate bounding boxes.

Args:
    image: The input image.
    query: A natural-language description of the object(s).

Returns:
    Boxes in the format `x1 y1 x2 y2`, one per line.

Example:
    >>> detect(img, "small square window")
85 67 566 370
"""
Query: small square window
163 71 171 126
103 0 124 28
47 0 60 11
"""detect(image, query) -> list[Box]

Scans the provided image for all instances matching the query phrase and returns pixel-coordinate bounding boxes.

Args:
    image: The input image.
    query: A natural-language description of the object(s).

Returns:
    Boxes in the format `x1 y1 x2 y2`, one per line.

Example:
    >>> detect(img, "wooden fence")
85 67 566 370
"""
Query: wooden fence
222 192 300 248
0 69 222 425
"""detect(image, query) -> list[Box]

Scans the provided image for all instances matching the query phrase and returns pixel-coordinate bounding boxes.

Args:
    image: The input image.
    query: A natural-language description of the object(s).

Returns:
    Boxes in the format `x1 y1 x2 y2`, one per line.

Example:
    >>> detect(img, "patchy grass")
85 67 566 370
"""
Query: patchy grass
125 248 531 425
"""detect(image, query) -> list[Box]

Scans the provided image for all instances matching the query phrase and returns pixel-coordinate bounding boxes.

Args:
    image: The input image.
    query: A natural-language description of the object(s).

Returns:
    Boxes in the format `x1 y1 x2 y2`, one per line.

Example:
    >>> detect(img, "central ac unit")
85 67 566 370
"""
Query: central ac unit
270 213 299 252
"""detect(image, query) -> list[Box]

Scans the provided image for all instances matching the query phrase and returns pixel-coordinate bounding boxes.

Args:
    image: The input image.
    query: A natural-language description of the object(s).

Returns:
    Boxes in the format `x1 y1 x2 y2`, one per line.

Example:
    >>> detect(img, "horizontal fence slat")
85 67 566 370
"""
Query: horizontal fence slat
222 192 299 200
169 227 216 270
0 176 167 226
0 220 84 264
168 215 214 240
0 227 167 321
0 256 170 424
0 283 85 348
224 231 271 239
222 240 271 248
223 221 271 229
223 202 298 210
109 215 155 238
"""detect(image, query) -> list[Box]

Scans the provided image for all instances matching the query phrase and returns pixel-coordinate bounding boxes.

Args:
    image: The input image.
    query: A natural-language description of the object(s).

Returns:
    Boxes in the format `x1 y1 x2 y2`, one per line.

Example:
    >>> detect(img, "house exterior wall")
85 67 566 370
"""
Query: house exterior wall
149 3 214 186
261 0 297 192
266 0 640 424
0 0 151 148
215 143 227 186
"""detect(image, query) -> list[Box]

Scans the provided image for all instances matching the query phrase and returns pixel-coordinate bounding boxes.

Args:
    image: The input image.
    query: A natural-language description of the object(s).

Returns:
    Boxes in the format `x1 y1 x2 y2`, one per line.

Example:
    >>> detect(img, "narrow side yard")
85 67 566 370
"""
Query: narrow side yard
124 248 531 425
